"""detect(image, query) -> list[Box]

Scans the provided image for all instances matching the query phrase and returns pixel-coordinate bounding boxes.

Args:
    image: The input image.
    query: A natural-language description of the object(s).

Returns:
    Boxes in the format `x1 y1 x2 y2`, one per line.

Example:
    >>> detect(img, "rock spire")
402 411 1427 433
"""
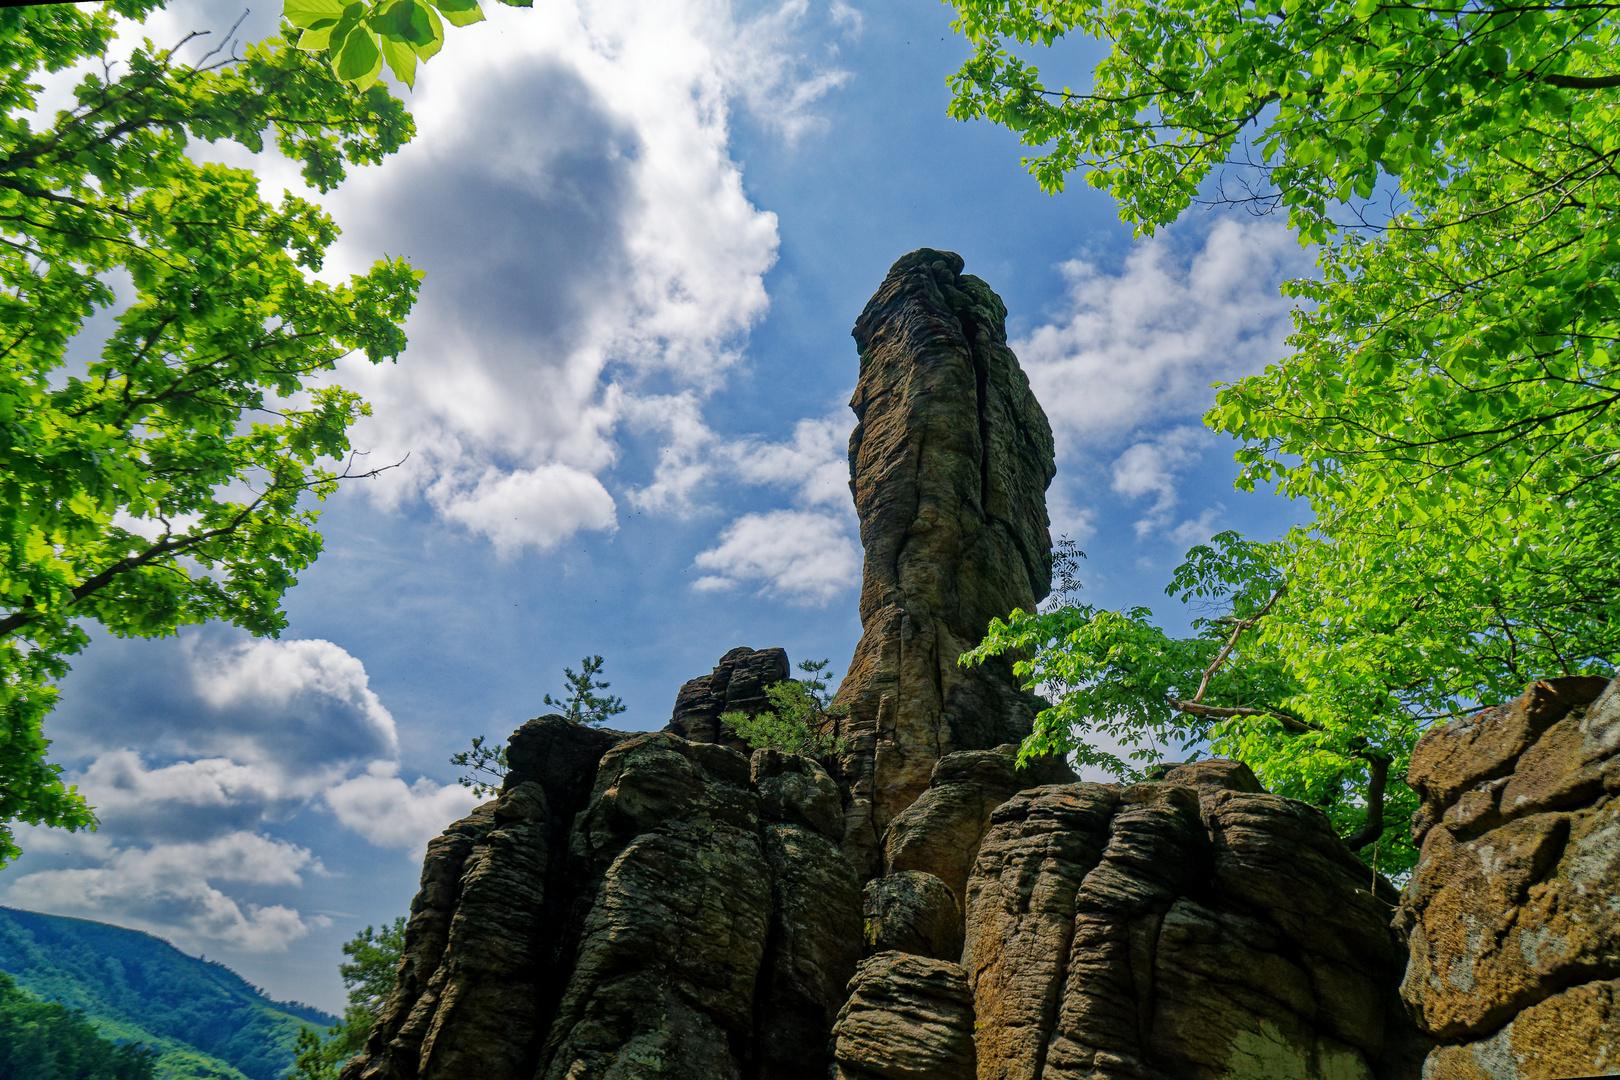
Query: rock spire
829 247 1058 876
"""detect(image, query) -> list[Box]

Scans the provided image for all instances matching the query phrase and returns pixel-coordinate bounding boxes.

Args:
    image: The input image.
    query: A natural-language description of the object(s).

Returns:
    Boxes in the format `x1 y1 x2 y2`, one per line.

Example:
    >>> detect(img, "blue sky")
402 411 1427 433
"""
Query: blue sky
4 0 1313 1012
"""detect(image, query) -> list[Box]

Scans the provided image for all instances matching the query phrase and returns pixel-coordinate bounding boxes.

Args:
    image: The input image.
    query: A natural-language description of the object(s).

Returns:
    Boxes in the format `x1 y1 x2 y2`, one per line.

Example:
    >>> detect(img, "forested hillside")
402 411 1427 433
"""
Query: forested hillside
0 908 335 1080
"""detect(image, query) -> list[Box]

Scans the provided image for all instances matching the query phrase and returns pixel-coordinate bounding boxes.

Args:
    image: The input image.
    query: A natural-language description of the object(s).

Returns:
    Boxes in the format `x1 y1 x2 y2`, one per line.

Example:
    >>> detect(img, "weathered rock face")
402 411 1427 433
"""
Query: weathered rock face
662 645 790 753
832 951 978 1080
832 248 1058 877
342 722 860 1080
885 746 1075 914
1396 674 1620 1078
964 766 1427 1080
344 717 626 1080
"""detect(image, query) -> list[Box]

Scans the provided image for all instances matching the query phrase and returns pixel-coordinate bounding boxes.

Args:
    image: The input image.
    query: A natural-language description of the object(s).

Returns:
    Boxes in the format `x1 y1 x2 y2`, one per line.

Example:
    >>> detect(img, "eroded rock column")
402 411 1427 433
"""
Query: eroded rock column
832 248 1057 877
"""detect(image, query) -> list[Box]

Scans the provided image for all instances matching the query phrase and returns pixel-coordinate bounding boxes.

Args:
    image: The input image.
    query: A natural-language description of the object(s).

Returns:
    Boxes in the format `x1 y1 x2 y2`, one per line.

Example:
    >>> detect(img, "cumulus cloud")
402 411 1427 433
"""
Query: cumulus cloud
1017 217 1309 458
266 0 851 555
432 464 619 558
693 509 860 603
8 631 477 952
4 831 325 953
325 769 481 851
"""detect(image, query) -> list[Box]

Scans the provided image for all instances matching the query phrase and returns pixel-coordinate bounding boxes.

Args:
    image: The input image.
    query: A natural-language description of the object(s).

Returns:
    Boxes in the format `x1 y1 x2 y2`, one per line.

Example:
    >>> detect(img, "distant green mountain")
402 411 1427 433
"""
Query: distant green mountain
0 907 336 1080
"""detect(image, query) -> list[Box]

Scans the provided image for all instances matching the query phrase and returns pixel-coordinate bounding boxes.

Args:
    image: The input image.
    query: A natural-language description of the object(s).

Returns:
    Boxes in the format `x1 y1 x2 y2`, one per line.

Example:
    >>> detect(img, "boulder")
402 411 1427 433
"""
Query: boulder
863 871 963 962
964 773 1425 1080
830 248 1057 877
832 951 977 1080
1396 674 1620 1075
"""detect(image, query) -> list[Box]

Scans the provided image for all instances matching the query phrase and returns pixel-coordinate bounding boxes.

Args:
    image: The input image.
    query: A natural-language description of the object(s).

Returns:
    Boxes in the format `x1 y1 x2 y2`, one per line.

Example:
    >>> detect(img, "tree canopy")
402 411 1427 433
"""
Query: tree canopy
0 1 421 864
949 0 1619 871
284 0 529 91
0 971 156 1080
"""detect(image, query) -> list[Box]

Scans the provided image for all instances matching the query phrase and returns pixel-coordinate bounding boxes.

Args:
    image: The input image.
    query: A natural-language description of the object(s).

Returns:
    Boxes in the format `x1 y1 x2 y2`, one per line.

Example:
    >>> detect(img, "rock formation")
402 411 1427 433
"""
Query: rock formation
661 646 790 753
959 761 1428 1080
1396 673 1620 1078
831 247 1059 877
884 745 1073 913
337 252 1471 1080
342 721 860 1080
832 952 977 1080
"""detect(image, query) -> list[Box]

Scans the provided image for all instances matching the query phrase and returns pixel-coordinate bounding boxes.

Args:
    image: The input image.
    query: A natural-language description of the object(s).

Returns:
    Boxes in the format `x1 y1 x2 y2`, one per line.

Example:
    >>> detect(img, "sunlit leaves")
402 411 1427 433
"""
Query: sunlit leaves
0 7 421 865
285 0 526 89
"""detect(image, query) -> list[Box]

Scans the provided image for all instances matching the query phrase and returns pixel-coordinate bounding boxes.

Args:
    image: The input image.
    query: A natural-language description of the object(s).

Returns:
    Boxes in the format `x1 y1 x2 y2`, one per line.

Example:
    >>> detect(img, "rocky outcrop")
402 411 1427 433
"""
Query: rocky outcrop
831 248 1058 877
662 646 790 753
832 952 977 1080
343 723 860 1080
964 766 1427 1080
863 871 963 962
884 746 1074 913
345 718 626 1080
1396 673 1620 1078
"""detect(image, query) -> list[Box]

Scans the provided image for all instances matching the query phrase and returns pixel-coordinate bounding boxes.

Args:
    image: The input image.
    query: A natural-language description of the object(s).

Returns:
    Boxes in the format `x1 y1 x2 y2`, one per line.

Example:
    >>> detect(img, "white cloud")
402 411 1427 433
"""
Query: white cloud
263 0 851 555
1017 218 1309 459
431 464 618 557
692 509 859 603
11 632 483 954
324 769 482 851
829 0 865 39
190 637 397 756
1110 425 1211 538
3 831 325 953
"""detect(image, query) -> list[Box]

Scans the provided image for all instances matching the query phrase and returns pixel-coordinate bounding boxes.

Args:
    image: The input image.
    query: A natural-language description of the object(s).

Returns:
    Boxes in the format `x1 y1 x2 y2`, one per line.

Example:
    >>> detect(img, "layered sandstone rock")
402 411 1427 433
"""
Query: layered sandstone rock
831 248 1058 877
662 645 790 753
1396 674 1620 1078
884 746 1075 913
832 951 978 1080
343 724 860 1080
964 767 1427 1080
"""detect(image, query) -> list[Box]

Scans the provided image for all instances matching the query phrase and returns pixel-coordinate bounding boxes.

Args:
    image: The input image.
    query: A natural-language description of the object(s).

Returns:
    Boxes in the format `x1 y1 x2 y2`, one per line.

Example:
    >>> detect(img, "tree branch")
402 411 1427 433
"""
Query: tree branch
1341 748 1392 851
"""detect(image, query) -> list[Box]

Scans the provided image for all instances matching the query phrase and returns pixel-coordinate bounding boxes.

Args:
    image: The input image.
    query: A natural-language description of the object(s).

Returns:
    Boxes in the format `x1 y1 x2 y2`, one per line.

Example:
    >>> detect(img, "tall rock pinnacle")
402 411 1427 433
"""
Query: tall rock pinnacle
830 248 1057 876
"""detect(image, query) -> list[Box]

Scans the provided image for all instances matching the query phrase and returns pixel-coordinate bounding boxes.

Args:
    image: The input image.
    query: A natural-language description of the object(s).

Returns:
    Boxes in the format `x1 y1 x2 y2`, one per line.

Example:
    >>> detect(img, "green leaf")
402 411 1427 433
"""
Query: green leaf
296 22 341 51
428 0 486 28
283 0 349 28
377 31 418 88
332 23 385 88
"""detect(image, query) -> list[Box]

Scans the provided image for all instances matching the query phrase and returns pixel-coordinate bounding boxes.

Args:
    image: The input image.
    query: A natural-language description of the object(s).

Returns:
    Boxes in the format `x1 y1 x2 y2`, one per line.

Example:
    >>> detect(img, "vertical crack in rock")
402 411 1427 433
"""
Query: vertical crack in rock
963 767 1429 1080
832 247 1058 879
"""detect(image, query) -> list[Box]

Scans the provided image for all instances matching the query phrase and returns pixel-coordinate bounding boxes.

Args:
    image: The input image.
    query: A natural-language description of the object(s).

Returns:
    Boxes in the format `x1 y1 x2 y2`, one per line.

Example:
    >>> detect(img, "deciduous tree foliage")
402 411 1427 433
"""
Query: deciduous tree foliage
950 0 1619 870
284 0 531 91
0 1 421 864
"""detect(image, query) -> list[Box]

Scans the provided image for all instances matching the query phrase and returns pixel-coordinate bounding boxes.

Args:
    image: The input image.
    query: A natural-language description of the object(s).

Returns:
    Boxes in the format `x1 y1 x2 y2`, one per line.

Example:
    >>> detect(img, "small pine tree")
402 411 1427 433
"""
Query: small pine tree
543 655 628 726
451 656 628 796
720 659 850 758
449 735 507 799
